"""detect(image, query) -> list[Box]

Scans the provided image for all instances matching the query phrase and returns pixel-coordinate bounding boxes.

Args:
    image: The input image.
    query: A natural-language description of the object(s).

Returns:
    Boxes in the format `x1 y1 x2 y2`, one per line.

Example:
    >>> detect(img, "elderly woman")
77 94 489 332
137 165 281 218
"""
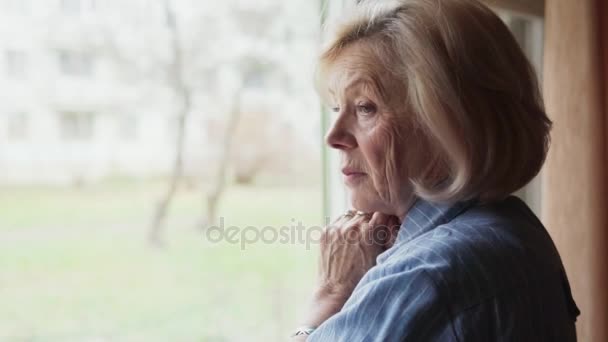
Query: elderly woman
291 0 580 341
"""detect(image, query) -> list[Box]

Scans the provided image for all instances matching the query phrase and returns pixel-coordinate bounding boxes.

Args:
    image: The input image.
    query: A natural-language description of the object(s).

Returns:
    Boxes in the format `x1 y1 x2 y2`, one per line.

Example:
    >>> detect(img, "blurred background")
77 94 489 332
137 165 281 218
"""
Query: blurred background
0 0 323 340
0 0 606 341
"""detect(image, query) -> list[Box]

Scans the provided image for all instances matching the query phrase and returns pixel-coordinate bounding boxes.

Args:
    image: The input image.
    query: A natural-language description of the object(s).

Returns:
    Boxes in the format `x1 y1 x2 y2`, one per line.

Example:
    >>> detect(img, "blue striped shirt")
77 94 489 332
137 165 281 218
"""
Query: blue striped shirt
308 196 580 341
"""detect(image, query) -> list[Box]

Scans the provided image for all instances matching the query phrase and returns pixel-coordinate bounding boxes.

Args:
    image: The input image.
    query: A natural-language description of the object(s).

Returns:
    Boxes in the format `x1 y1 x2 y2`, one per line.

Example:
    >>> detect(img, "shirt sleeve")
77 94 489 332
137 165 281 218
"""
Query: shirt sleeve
307 264 457 342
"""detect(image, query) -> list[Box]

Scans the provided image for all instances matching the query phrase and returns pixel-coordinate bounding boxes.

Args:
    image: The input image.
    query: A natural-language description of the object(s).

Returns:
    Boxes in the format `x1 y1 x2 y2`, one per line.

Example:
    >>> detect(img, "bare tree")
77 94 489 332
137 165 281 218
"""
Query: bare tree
147 2 288 243
148 0 191 246
200 58 283 226
202 87 243 227
95 0 299 245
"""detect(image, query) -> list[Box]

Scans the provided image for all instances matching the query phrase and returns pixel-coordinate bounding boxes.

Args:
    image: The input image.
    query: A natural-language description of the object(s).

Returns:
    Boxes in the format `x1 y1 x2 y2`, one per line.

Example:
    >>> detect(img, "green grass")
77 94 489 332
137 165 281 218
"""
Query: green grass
0 181 323 341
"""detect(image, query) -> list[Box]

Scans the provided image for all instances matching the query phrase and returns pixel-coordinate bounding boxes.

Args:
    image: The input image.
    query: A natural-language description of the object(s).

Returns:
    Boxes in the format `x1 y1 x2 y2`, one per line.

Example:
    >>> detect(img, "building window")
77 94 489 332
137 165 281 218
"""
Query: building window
119 114 137 140
5 49 26 78
2 0 29 14
59 111 95 140
57 50 94 77
7 112 28 140
60 0 95 14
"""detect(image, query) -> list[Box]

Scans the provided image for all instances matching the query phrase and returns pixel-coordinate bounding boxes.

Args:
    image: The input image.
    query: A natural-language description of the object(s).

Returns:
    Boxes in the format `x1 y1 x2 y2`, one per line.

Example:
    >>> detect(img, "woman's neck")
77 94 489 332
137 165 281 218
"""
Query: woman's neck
396 195 417 222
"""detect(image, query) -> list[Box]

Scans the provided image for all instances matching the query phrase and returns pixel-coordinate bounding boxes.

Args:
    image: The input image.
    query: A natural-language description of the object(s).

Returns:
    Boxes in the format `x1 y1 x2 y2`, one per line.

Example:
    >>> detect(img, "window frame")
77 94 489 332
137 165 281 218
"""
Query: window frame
58 111 96 141
56 49 94 78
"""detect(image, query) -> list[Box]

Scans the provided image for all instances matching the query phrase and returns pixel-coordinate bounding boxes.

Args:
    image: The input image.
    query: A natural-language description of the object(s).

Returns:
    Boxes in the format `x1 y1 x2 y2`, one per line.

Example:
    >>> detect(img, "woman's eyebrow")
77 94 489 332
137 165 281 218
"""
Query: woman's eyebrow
343 77 372 92
329 76 377 99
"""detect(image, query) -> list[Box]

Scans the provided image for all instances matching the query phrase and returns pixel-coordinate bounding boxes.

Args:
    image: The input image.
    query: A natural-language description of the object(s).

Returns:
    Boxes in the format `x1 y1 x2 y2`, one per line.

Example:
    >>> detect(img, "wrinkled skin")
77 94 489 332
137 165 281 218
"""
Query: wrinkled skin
298 42 431 334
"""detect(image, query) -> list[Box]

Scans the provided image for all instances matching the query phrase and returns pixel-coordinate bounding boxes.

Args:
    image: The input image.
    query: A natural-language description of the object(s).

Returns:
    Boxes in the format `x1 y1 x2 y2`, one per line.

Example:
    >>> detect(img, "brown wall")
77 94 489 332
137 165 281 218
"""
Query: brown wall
542 0 608 341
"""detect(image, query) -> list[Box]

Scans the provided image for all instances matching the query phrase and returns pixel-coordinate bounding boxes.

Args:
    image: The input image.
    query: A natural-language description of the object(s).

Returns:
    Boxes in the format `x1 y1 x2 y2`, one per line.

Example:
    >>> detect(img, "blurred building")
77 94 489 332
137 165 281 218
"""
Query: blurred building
0 0 172 184
0 0 321 185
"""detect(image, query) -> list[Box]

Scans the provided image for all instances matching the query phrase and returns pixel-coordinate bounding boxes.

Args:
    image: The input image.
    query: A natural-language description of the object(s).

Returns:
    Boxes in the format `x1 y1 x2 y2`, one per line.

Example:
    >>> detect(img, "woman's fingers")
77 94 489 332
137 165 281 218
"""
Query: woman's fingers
323 210 399 247
333 211 399 248
335 213 369 248
365 212 402 249
315 211 403 298
314 211 402 316
368 212 388 228
366 212 393 247
333 210 354 227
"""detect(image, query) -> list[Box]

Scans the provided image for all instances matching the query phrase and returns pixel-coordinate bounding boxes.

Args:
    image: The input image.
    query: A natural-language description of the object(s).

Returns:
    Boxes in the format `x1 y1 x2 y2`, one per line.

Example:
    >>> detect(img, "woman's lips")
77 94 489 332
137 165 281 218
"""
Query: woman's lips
342 168 367 185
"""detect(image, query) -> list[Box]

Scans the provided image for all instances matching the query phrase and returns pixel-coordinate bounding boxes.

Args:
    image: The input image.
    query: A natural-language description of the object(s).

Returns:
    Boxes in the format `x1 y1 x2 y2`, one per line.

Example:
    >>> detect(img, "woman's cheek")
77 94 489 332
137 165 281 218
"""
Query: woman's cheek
360 126 382 172
364 125 397 201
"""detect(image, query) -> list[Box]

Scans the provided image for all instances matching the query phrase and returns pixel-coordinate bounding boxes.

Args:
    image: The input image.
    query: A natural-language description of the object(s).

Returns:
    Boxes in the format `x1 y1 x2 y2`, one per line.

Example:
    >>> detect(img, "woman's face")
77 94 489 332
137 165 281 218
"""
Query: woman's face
324 43 422 217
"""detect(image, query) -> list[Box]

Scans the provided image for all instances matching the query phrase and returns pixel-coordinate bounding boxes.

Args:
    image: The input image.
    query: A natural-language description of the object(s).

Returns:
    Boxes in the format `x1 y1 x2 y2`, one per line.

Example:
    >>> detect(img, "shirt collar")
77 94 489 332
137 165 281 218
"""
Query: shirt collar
396 197 477 245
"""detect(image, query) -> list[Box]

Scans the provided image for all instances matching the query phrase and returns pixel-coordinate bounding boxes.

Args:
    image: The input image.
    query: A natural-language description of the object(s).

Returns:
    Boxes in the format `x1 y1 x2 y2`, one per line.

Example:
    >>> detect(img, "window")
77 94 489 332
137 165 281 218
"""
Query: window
7 112 28 140
5 49 27 78
60 0 95 14
59 111 95 140
118 114 137 140
1 1 322 340
243 69 268 88
508 17 530 48
57 50 94 77
2 0 29 14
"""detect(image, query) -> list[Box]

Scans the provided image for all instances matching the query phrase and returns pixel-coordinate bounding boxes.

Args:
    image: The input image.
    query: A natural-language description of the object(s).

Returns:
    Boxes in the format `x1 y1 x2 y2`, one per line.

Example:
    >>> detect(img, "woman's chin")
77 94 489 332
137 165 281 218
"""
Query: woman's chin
349 194 380 213
344 173 367 187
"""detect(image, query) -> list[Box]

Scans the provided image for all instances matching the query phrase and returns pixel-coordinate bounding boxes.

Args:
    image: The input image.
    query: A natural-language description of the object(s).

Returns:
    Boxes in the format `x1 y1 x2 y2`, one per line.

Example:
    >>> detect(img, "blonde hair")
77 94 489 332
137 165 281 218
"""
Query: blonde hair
317 0 551 203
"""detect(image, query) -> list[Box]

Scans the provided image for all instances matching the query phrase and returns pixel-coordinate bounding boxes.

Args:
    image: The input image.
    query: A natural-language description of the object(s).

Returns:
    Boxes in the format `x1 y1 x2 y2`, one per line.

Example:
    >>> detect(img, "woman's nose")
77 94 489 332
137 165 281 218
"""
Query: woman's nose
325 120 357 150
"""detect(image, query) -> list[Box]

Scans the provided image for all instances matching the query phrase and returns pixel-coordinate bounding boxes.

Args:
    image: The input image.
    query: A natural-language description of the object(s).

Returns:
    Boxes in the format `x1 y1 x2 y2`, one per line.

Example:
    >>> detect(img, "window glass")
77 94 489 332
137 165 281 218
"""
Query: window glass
7 112 28 140
57 50 94 77
59 111 95 140
4 49 27 78
0 1 322 341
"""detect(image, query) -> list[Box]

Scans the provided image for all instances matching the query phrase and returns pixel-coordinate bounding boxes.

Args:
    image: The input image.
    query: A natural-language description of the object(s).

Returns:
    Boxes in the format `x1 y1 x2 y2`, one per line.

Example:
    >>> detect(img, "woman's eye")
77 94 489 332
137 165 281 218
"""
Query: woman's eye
331 106 340 113
356 103 377 116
